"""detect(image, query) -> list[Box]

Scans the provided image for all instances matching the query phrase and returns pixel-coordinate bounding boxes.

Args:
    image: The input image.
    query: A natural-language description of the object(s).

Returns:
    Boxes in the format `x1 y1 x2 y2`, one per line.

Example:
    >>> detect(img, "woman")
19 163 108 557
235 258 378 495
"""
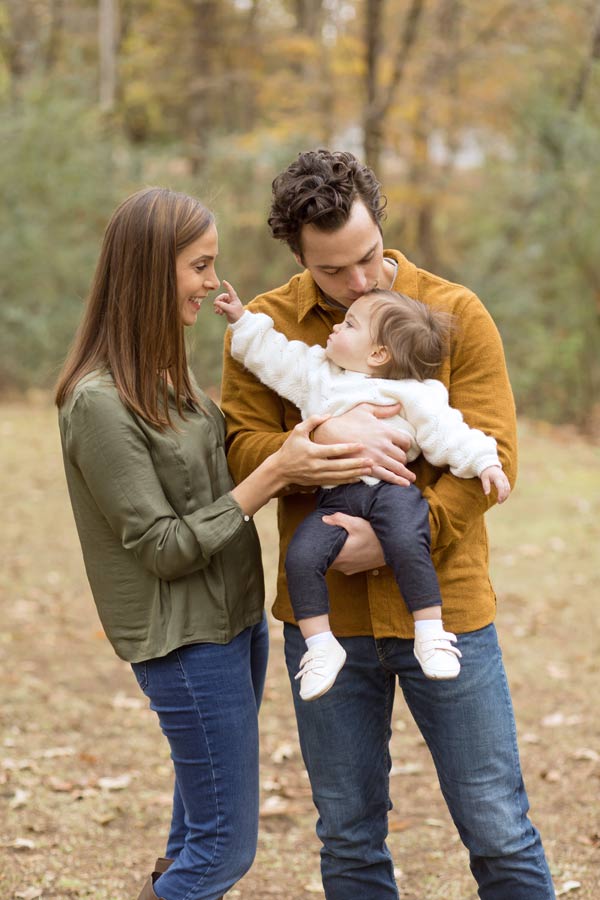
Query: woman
55 188 371 900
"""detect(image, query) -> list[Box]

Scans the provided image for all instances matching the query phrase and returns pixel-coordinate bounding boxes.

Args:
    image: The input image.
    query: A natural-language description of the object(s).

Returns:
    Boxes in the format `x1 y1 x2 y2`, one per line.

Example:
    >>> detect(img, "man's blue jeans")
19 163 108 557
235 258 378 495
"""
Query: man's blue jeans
131 615 269 900
284 622 555 900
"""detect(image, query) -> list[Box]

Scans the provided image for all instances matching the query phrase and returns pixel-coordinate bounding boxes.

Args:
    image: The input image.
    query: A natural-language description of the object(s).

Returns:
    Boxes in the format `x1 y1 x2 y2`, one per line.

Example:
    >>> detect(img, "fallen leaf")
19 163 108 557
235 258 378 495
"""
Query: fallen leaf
10 788 30 809
520 543 543 557
388 818 413 832
37 747 76 759
9 838 36 850
541 712 582 728
557 881 581 896
98 773 132 791
78 752 99 765
390 762 423 776
546 663 568 679
111 692 145 710
92 811 117 825
572 748 599 762
2 757 35 771
259 795 290 817
303 883 324 894
270 742 295 764
547 536 566 552
540 769 561 783
47 777 74 793
15 889 43 900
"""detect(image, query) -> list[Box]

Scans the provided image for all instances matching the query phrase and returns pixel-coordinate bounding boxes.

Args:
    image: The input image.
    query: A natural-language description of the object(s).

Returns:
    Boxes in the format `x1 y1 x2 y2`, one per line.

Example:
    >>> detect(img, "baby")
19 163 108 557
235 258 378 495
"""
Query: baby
216 282 510 701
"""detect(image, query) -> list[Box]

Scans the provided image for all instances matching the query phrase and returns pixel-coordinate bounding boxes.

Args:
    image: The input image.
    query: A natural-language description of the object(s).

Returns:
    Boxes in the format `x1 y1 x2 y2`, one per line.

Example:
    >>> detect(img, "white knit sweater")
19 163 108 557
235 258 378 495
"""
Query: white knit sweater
230 311 501 485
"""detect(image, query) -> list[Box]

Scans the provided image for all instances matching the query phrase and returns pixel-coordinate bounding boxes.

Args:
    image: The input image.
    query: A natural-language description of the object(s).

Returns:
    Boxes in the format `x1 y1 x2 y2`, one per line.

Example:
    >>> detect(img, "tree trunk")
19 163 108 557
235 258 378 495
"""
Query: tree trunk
364 0 384 170
0 0 33 105
363 0 426 172
186 0 221 174
45 0 65 73
98 0 118 112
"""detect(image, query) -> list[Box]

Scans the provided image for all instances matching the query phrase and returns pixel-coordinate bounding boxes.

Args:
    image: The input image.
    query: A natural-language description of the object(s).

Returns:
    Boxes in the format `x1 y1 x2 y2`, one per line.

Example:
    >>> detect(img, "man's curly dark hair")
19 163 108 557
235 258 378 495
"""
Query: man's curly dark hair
268 149 387 258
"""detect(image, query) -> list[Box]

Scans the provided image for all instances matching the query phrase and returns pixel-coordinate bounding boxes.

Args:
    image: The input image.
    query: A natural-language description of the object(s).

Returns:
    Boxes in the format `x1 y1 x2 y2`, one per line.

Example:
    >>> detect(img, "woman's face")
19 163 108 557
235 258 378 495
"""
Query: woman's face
176 223 220 326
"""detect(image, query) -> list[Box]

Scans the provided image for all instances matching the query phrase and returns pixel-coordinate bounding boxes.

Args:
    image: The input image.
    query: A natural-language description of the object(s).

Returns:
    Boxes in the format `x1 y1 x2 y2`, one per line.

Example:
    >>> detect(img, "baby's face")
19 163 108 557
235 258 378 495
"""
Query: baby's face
325 295 379 374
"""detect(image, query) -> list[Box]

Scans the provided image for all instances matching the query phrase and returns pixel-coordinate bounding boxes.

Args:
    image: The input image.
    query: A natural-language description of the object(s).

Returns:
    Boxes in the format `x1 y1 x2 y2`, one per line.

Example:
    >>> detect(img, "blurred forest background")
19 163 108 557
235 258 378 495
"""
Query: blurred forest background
1 0 599 428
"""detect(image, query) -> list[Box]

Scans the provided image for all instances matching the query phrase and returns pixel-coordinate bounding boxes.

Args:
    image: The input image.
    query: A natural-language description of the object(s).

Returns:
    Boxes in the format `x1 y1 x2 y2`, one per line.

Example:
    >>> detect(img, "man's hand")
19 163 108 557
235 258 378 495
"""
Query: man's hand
312 403 416 486
325 513 386 575
276 416 374 487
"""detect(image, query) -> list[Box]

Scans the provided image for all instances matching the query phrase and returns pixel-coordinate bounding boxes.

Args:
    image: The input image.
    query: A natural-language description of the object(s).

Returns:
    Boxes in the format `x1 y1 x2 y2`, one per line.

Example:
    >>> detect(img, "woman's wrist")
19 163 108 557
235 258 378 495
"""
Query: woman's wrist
258 447 288 495
230 448 288 517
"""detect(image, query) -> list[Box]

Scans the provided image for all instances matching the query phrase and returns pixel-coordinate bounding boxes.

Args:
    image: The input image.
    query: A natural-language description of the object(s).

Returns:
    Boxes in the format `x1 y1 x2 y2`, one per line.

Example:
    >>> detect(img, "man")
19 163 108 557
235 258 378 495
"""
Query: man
221 149 555 900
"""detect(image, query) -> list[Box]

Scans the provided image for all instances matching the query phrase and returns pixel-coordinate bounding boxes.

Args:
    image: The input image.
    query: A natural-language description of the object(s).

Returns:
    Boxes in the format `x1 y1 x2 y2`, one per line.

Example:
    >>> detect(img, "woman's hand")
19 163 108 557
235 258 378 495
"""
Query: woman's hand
274 415 373 487
325 514 386 575
311 403 416 486
231 415 373 518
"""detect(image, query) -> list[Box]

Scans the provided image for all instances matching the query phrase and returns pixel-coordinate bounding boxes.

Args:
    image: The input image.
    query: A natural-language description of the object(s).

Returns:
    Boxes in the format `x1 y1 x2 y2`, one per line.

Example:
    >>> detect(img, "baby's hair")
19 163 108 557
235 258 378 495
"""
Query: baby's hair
366 290 454 381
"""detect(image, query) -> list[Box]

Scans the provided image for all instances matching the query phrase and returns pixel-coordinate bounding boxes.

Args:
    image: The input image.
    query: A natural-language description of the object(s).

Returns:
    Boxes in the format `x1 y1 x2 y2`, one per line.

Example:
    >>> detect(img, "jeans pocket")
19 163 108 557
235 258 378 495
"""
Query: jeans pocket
131 661 148 693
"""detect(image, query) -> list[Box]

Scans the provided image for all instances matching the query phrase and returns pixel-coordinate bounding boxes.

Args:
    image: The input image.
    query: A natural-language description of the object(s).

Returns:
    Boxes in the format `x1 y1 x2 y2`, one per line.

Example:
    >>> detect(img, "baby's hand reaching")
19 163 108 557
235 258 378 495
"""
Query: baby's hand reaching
480 465 511 504
214 280 245 324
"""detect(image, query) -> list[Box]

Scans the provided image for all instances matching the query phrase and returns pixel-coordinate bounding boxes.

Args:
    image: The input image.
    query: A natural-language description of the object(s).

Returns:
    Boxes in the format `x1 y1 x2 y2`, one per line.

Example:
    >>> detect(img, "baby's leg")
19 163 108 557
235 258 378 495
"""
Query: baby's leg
368 483 461 680
285 507 348 627
285 507 349 701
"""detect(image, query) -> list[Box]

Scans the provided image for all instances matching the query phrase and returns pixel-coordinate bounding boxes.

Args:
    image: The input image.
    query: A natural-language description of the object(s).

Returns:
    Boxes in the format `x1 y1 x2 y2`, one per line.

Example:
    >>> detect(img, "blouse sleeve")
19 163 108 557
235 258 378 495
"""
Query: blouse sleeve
64 388 248 581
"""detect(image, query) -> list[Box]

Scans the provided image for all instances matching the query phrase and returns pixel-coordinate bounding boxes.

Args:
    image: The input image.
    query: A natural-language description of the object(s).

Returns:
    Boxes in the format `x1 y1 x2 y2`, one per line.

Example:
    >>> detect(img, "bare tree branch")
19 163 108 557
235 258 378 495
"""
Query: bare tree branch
379 0 426 122
569 0 600 110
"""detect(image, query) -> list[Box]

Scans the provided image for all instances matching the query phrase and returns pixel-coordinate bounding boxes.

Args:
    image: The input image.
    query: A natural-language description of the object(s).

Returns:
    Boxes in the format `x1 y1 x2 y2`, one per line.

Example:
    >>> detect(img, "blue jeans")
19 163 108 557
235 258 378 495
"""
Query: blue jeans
286 482 441 620
131 615 269 900
284 622 555 900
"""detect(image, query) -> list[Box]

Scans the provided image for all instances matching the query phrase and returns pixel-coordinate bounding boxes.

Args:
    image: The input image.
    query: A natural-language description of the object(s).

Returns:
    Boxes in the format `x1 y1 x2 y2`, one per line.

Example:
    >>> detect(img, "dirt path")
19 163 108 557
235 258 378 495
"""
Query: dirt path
1 404 599 899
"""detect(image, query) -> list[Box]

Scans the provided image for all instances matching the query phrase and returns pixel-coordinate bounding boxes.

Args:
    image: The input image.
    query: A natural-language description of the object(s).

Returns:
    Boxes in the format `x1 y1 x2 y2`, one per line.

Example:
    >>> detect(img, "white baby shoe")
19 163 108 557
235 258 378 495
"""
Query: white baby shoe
414 627 462 680
295 636 347 701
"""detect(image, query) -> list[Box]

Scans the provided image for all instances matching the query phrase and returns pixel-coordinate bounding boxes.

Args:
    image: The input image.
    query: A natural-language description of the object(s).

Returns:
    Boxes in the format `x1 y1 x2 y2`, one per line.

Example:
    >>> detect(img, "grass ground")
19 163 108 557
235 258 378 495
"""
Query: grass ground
1 401 599 900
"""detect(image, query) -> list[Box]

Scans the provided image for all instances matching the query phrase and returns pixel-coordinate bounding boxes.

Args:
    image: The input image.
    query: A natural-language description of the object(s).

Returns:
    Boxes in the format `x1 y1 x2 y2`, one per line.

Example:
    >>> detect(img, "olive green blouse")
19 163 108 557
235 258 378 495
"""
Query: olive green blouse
58 371 264 663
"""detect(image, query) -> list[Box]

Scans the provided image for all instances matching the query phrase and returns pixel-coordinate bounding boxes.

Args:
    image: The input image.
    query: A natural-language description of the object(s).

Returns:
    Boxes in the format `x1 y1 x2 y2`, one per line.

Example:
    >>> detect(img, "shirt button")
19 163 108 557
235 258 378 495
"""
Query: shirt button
372 569 380 576
243 514 250 522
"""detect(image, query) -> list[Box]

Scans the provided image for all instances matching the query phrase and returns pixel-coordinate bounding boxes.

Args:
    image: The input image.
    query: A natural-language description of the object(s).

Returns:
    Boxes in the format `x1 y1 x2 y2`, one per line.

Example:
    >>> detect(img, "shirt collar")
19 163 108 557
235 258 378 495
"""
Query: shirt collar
295 249 419 323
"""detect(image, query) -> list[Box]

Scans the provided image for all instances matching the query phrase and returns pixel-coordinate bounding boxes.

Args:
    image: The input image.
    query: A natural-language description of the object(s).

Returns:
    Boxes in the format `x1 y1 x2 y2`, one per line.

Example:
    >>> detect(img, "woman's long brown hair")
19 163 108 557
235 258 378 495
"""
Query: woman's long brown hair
55 188 214 429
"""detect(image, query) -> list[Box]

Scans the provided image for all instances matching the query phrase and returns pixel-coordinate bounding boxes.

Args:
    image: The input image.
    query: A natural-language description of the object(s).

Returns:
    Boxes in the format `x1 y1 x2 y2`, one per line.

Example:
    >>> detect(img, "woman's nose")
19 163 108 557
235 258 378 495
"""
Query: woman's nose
205 268 220 290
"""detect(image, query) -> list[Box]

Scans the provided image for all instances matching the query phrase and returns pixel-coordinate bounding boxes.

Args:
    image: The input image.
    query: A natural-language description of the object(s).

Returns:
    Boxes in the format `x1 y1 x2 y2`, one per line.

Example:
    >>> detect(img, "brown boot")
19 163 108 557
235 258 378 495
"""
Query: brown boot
136 858 173 900
138 858 224 900
137 874 162 900
152 858 174 877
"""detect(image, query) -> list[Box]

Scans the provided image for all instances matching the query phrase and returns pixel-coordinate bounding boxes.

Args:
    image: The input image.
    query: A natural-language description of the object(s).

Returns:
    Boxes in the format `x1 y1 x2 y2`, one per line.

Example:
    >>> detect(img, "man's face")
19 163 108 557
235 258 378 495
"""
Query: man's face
297 200 386 308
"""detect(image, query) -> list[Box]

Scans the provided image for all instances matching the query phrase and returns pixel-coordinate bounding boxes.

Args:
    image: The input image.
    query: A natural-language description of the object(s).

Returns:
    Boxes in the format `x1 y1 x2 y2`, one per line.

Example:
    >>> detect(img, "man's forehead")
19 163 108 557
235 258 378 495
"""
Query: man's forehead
301 231 381 268
300 200 382 266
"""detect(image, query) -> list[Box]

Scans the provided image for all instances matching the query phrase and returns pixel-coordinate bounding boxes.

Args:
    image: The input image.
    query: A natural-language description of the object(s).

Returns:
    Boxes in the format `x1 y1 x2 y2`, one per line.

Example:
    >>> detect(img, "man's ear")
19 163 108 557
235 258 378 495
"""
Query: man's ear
293 252 304 267
368 346 391 370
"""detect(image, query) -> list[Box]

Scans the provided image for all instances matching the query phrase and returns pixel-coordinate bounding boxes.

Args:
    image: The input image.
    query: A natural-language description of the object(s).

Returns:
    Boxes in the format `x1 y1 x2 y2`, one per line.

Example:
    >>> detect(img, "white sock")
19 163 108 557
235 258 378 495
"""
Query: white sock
414 618 446 638
305 630 334 649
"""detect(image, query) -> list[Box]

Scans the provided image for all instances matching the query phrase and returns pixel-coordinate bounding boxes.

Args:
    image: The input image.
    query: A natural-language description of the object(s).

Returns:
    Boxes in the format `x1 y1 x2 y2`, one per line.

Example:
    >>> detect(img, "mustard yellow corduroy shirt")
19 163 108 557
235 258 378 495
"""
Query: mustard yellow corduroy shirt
221 250 517 638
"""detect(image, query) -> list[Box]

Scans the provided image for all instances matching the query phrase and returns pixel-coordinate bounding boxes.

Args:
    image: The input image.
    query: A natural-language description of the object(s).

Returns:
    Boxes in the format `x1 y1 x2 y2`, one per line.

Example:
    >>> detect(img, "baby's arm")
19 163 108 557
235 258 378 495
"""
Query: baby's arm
214 281 329 412
480 465 511 503
404 380 511 502
214 280 245 323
